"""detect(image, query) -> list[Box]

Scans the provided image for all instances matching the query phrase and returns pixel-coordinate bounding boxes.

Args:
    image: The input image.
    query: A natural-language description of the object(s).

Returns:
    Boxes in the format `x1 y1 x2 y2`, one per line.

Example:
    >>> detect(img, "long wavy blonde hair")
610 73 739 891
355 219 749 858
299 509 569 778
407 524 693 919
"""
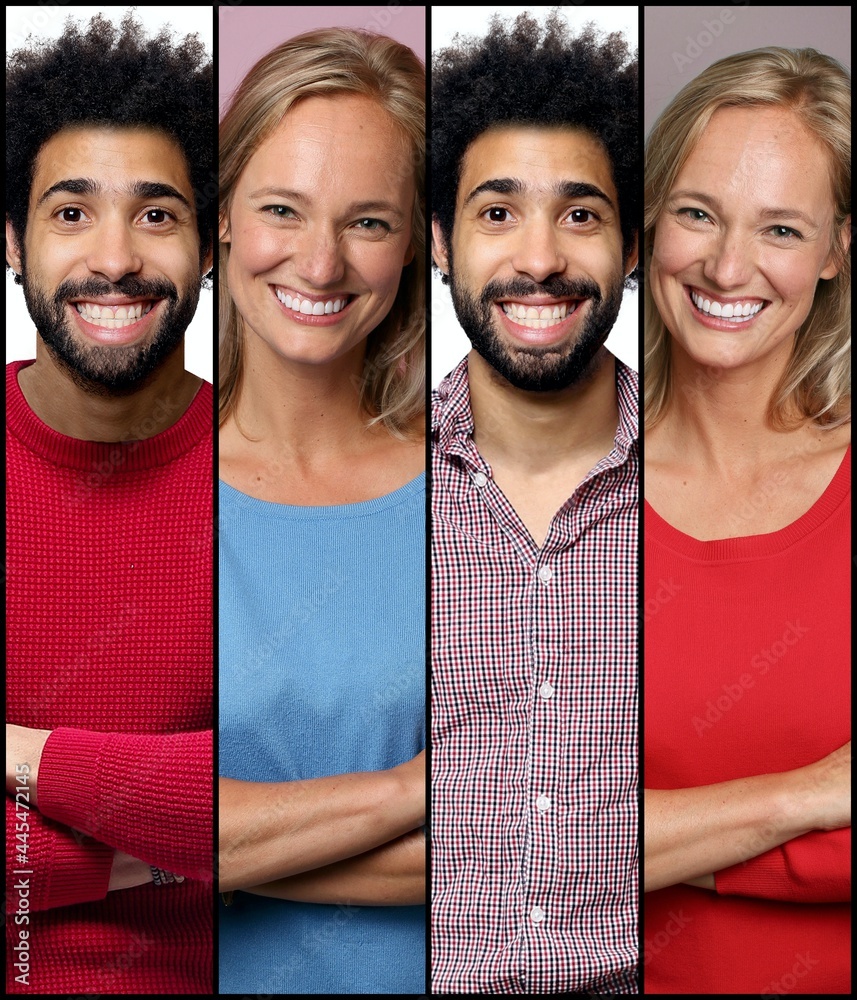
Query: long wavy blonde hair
644 47 851 430
219 28 425 436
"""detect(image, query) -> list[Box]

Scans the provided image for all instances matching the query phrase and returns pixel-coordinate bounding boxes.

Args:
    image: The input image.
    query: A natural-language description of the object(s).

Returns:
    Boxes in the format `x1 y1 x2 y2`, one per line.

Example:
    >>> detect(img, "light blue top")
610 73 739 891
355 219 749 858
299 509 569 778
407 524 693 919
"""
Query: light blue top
218 474 426 995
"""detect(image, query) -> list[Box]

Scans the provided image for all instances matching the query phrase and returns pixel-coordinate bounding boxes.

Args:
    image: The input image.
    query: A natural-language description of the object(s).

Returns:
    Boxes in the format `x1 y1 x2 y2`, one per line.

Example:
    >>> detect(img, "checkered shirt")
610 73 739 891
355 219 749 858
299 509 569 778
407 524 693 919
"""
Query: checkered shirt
431 354 639 994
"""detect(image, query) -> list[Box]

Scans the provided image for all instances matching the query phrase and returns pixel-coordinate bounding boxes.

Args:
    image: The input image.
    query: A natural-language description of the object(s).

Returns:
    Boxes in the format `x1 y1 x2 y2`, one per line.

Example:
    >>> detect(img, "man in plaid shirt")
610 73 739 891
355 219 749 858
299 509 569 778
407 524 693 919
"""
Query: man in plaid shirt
431 12 639 995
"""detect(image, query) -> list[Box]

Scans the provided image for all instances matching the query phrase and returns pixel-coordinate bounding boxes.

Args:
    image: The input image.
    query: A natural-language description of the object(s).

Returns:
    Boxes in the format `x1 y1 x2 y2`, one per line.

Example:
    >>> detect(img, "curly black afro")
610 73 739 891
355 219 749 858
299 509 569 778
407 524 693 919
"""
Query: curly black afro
431 10 639 283
6 12 214 270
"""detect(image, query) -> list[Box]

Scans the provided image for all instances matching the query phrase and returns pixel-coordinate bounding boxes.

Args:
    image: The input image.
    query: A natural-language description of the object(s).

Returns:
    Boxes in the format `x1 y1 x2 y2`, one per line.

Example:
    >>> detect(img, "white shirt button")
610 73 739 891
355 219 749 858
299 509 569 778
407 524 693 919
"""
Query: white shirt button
472 471 488 488
537 565 553 583
530 905 546 923
539 681 555 700
535 794 551 812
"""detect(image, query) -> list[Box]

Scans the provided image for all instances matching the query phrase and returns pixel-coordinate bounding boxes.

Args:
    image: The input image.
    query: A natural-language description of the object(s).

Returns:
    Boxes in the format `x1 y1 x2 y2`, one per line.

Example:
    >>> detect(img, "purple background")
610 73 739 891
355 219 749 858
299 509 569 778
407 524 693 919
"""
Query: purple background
219 5 426 117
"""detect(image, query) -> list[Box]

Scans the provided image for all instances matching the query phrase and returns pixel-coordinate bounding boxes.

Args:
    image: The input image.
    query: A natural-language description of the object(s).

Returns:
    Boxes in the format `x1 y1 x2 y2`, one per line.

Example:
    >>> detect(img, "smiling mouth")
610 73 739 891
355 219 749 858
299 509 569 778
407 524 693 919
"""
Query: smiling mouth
274 287 352 316
73 301 157 329
500 300 583 329
688 287 767 323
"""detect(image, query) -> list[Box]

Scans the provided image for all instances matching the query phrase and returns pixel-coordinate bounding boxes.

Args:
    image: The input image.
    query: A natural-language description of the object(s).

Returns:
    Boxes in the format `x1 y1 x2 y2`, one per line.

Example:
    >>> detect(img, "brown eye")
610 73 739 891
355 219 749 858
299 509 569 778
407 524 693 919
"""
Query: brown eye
486 207 508 223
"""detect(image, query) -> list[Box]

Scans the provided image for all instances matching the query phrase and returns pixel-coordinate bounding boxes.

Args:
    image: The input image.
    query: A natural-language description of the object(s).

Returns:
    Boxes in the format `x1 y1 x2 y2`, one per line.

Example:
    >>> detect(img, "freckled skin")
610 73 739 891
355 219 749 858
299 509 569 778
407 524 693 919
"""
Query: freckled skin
651 106 845 378
222 93 416 372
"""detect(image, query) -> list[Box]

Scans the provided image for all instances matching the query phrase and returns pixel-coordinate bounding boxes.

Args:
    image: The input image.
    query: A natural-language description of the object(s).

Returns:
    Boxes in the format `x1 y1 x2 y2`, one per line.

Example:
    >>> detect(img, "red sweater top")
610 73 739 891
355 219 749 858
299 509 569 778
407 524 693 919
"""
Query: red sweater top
644 446 851 995
6 361 213 995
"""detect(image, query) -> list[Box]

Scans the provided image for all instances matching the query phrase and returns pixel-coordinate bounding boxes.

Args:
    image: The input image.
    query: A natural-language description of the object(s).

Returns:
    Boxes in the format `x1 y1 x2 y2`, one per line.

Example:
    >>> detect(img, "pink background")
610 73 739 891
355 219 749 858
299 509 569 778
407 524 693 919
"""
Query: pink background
219 5 426 116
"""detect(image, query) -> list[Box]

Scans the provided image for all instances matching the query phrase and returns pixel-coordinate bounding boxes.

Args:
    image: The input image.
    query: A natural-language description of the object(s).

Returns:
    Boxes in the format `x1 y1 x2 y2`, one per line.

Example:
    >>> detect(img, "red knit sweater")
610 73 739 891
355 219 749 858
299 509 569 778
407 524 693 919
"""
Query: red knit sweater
644 446 851 995
5 361 213 995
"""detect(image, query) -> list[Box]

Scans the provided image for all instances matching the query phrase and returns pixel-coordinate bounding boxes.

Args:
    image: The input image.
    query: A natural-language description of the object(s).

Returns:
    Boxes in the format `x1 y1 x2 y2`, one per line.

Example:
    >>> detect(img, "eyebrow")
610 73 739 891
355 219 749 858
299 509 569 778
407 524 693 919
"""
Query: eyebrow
669 190 819 228
248 187 405 219
463 177 615 210
37 177 192 211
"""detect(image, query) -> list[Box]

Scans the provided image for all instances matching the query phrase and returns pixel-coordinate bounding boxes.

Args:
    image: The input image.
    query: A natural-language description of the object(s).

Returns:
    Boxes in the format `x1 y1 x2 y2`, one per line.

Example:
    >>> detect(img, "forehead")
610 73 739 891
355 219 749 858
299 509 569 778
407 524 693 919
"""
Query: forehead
457 125 617 209
675 106 835 210
242 93 414 197
31 126 193 207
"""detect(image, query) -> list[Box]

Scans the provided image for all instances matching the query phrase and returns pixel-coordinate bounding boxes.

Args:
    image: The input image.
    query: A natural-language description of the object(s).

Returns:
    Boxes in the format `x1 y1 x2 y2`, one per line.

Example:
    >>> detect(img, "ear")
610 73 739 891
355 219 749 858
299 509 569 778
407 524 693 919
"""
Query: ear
624 231 639 277
402 241 415 267
201 244 214 276
6 217 23 273
820 215 851 280
431 216 450 274
218 212 231 245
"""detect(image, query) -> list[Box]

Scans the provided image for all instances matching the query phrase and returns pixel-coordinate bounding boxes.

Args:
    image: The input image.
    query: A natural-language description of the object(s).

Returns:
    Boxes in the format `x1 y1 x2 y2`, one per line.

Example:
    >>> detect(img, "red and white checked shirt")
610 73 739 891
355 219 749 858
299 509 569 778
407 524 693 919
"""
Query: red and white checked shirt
431 354 639 995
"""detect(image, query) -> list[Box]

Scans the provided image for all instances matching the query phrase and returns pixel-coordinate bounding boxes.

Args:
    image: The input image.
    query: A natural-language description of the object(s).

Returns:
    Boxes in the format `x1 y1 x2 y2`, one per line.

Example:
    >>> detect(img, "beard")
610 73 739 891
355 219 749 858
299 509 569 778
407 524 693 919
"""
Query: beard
20 264 201 396
447 255 625 392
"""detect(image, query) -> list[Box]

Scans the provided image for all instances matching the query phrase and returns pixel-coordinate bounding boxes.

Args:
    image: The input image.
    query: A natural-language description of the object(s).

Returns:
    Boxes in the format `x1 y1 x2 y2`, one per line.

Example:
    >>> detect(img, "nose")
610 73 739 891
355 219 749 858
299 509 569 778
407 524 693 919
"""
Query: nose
702 229 755 290
293 226 346 289
84 214 143 282
510 217 568 282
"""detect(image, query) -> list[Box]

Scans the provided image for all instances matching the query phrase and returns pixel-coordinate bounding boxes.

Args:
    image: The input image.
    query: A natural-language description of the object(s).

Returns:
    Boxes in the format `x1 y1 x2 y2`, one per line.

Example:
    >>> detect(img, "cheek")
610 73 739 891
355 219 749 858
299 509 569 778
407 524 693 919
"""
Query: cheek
454 231 505 285
651 222 698 280
760 251 822 312
229 221 292 278
355 244 409 301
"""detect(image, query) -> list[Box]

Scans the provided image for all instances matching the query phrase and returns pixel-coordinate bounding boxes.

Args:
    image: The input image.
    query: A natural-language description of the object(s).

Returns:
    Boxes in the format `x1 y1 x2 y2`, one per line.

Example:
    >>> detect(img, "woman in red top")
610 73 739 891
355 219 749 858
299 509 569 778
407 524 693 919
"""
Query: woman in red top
643 48 851 993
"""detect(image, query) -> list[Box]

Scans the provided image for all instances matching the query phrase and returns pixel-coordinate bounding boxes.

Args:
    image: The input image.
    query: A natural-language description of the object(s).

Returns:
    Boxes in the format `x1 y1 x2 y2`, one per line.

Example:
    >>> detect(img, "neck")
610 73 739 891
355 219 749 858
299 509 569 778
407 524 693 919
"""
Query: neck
659 339 798 467
224 336 371 460
468 346 618 471
17 340 200 442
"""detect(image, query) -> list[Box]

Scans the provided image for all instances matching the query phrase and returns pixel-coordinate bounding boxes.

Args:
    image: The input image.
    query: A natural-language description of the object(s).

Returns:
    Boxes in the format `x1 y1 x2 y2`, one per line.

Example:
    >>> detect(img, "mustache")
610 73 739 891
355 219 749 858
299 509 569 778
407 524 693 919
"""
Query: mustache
53 276 179 303
482 276 602 303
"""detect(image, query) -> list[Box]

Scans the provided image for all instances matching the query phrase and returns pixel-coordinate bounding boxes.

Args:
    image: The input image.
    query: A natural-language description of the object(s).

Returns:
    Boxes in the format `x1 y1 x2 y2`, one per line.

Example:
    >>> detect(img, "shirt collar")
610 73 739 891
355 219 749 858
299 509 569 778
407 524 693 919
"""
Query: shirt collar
433 353 639 463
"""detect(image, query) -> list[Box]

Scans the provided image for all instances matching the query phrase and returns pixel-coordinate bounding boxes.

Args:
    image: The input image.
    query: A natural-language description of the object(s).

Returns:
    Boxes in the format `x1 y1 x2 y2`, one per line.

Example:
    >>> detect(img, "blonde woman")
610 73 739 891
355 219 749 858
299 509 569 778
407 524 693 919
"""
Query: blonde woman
643 48 850 994
216 29 426 994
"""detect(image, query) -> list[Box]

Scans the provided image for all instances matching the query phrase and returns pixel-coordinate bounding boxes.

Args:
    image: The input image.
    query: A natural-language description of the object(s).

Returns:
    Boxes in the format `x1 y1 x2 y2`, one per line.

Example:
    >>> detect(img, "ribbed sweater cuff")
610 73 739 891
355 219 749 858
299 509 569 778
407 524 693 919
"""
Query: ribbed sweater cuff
38 727 108 836
716 850 786 896
40 826 115 910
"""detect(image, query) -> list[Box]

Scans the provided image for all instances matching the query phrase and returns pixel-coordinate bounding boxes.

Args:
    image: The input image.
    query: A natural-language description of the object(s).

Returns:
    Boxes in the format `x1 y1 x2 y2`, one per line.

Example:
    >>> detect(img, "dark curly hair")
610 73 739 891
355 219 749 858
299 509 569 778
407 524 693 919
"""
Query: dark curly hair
6 12 214 274
431 10 639 284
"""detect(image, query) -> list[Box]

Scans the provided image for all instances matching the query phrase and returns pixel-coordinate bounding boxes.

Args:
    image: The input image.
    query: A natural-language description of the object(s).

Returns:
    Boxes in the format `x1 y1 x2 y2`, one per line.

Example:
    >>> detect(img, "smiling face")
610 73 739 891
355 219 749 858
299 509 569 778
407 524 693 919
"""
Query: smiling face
433 125 634 392
222 93 416 373
650 105 846 376
6 125 207 393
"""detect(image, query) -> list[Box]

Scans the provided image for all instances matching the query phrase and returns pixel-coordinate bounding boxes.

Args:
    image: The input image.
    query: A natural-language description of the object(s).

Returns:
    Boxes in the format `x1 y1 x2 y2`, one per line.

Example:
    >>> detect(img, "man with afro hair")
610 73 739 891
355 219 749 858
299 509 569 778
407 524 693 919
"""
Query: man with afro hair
431 10 639 994
6 12 213 994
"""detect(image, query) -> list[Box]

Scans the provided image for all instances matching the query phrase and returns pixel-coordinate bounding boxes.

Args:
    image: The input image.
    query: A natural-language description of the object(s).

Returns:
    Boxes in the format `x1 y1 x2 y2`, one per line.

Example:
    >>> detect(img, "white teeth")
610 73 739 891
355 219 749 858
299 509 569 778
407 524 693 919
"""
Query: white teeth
75 302 152 327
502 301 575 329
275 289 347 316
690 290 763 322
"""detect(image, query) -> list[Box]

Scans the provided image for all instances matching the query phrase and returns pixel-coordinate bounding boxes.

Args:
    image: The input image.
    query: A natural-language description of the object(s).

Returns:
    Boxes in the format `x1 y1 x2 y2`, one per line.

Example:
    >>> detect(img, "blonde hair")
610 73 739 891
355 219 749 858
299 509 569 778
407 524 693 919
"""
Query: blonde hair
219 28 425 436
644 47 851 429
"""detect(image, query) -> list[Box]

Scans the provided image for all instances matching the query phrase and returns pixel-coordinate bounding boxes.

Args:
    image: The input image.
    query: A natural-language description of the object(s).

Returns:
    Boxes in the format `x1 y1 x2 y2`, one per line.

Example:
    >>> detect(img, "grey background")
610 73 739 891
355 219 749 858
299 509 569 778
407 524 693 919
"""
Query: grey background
645 5 851 136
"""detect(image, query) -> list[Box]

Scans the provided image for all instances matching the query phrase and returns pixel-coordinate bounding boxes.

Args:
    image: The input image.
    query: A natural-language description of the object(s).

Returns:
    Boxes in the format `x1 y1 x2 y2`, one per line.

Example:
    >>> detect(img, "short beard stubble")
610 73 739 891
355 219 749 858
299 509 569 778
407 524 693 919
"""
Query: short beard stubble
446 243 625 392
19 247 201 397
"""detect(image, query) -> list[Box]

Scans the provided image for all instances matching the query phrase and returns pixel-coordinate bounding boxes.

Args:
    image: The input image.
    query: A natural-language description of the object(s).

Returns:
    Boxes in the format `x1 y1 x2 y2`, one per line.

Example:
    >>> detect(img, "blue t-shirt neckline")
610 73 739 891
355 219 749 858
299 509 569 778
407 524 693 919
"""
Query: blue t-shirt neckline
219 471 425 520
